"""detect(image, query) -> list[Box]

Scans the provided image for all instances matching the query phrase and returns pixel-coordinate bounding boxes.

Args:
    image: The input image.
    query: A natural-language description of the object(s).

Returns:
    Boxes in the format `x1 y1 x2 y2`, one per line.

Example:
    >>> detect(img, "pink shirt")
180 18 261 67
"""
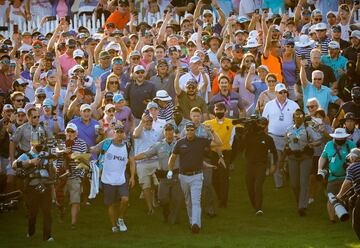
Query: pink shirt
56 0 68 18
59 53 76 86
59 53 76 75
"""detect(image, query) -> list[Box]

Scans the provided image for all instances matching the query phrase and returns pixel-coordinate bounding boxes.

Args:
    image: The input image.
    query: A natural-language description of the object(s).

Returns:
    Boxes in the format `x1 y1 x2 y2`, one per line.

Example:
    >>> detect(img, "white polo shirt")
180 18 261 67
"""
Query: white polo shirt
262 98 299 136
179 71 211 103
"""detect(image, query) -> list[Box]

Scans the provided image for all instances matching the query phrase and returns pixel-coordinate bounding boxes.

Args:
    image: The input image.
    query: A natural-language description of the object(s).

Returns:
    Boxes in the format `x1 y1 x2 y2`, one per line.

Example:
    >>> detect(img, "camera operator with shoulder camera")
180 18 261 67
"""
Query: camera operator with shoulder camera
337 148 360 240
318 128 356 223
12 136 55 241
240 116 277 216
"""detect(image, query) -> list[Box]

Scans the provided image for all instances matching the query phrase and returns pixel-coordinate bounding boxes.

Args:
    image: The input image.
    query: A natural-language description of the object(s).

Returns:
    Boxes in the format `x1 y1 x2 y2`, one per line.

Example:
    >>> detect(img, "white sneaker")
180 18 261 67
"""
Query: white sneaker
308 198 315 205
47 237 55 242
112 226 119 233
255 210 264 216
117 218 127 232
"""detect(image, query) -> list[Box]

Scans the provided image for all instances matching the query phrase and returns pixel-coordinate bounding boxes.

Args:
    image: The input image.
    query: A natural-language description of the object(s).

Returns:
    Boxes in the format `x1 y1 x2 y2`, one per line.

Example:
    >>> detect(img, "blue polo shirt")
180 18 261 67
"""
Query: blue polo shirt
302 82 338 114
321 140 356 182
320 55 348 80
69 117 99 160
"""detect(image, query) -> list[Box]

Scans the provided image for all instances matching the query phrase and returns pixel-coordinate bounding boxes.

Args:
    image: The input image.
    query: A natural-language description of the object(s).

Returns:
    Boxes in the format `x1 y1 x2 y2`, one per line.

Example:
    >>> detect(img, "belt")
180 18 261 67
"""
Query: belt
269 133 284 137
180 170 202 176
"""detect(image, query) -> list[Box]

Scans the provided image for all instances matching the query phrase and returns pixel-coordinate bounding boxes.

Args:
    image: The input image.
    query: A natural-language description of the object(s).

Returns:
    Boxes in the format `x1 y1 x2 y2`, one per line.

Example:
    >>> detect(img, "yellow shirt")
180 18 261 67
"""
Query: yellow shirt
203 118 236 151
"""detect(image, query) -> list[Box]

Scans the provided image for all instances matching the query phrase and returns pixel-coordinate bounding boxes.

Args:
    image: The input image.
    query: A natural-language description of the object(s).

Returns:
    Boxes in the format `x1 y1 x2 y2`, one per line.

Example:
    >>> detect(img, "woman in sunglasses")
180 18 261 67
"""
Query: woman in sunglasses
99 104 117 138
256 73 278 114
105 73 121 95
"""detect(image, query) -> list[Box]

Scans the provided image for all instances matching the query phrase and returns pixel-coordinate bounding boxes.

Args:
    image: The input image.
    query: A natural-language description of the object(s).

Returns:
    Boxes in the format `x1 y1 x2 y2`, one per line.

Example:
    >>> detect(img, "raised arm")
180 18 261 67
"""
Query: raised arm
212 0 225 27
94 33 108 63
52 56 62 106
299 59 308 88
245 64 256 93
174 67 182 96
157 11 171 44
263 24 274 58
90 78 102 110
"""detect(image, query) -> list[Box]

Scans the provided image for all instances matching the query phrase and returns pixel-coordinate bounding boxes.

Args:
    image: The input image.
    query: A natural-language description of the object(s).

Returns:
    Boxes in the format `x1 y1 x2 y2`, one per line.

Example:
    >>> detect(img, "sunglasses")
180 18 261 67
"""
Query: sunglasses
285 45 294 48
245 60 254 63
32 115 40 119
109 81 118 85
187 44 196 48
307 105 317 109
313 78 322 81
131 57 140 61
66 129 76 133
33 45 42 49
107 108 115 113
113 59 123 65
37 95 46 99
314 18 322 22
186 128 195 131
135 71 145 75
278 91 287 95
267 80 276 83
15 98 25 102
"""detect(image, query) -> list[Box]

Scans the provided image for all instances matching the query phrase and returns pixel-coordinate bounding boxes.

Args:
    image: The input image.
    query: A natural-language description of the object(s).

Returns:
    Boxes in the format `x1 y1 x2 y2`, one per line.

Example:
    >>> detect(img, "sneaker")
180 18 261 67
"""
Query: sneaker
255 210 264 216
117 218 128 232
308 198 315 205
112 226 119 233
47 237 55 242
191 224 200 234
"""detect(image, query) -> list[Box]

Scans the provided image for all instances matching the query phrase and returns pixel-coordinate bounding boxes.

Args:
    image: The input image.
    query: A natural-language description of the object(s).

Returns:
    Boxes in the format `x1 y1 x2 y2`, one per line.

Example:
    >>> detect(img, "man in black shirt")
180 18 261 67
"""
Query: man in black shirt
242 117 278 215
168 122 222 234
305 49 336 88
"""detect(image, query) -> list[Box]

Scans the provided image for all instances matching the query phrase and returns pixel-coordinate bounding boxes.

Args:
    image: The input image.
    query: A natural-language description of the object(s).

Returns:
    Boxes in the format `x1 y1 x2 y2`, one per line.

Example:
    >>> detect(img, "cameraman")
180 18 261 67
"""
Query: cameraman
337 148 360 240
318 128 356 222
12 139 54 241
242 117 278 215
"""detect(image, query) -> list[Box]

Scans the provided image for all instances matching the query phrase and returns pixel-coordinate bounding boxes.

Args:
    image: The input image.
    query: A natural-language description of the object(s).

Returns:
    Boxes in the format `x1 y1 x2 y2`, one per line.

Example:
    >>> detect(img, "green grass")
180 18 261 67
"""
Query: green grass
1 157 360 248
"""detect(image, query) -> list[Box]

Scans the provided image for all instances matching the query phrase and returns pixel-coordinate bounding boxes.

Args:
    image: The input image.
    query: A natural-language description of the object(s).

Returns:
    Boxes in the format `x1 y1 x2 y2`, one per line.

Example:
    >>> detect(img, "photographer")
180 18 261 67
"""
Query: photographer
12 138 55 241
337 148 360 240
284 109 321 216
318 128 356 222
240 116 277 215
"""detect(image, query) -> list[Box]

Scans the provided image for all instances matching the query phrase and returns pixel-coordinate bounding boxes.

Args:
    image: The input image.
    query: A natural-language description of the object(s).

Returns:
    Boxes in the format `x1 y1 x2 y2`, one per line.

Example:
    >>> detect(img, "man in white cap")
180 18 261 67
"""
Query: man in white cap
321 41 348 80
193 0 225 35
262 83 299 188
153 90 174 122
314 22 332 55
178 55 210 103
318 128 356 223
56 123 88 229
124 65 156 121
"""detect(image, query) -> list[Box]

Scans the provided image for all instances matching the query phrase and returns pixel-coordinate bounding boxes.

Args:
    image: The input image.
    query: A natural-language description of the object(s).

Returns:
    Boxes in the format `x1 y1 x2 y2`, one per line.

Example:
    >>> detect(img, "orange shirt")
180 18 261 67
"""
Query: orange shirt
261 53 283 83
211 71 236 95
105 11 130 30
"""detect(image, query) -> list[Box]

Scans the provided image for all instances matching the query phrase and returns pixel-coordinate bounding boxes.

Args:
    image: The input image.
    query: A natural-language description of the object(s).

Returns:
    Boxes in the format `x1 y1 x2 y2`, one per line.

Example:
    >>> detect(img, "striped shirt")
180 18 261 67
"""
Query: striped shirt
318 38 331 56
56 138 88 179
345 162 360 193
158 101 174 122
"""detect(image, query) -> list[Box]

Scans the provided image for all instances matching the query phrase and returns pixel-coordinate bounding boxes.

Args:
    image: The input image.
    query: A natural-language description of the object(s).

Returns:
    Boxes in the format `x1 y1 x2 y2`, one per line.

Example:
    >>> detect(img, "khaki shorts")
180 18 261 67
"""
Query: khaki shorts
136 161 159 189
66 177 82 204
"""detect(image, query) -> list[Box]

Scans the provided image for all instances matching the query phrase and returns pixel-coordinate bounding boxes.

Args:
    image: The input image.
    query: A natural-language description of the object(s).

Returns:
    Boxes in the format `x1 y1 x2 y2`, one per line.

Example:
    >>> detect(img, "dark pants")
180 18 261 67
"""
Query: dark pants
353 196 360 240
212 150 231 208
158 177 183 224
26 185 52 240
245 161 267 211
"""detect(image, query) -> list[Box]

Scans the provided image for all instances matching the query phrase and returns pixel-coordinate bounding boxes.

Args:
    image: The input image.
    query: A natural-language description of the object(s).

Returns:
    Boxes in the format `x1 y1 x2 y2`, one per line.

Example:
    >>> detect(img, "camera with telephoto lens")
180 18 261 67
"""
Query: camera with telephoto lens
316 169 328 181
0 190 22 213
328 192 349 222
232 115 262 136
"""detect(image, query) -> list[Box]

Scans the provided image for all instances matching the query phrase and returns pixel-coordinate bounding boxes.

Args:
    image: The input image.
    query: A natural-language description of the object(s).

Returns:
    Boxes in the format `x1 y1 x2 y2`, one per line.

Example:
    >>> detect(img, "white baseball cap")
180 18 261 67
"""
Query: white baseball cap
275 83 287 92
80 104 91 112
73 49 84 58
133 65 145 73
104 104 115 112
328 41 340 49
105 41 121 52
190 55 201 64
66 123 78 132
